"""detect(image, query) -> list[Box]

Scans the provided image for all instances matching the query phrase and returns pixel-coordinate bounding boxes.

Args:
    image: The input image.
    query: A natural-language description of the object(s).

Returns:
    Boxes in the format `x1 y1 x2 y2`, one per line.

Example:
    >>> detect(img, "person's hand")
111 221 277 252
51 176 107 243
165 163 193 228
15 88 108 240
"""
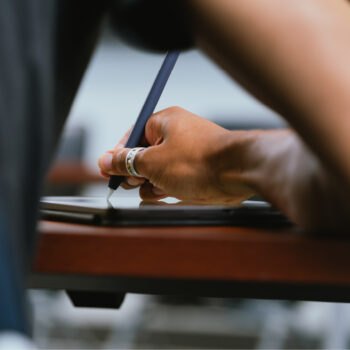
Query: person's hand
99 106 350 231
98 106 256 204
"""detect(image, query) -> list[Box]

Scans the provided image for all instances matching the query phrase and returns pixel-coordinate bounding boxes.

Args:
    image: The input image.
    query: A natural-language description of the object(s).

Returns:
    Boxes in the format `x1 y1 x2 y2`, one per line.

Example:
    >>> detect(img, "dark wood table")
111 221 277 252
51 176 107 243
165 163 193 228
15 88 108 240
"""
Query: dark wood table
47 162 104 185
29 221 350 304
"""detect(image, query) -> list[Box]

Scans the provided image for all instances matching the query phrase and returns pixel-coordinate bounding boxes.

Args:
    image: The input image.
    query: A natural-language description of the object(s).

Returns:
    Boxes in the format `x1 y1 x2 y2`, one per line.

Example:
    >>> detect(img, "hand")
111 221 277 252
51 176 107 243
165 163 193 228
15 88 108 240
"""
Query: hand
99 107 350 231
98 106 256 204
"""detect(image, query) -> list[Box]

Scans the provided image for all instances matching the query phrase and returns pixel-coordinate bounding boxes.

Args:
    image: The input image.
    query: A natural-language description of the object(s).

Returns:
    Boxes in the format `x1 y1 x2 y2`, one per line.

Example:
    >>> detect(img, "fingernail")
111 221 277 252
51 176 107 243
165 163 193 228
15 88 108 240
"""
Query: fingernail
99 153 113 172
152 187 164 196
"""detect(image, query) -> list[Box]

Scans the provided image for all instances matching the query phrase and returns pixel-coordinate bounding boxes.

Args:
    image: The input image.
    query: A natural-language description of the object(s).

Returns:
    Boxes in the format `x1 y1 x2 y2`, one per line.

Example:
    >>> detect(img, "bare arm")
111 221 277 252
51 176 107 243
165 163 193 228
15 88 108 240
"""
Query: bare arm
189 0 350 189
99 107 350 231
99 1 350 231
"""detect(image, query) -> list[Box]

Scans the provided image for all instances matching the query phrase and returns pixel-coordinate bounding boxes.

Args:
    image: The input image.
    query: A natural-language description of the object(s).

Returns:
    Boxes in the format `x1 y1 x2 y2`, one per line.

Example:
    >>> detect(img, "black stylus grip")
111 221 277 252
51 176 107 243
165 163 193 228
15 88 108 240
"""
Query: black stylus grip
108 51 180 191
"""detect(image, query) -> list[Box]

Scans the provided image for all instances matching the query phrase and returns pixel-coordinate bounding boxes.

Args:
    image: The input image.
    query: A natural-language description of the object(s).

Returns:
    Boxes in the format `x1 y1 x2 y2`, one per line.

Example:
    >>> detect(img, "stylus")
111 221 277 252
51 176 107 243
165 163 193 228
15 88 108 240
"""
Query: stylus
107 50 180 200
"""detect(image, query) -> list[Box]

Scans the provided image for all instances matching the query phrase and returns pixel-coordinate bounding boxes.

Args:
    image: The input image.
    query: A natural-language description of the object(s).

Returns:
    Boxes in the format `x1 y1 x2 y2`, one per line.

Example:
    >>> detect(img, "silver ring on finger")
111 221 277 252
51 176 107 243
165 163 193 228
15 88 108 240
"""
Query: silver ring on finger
125 147 145 177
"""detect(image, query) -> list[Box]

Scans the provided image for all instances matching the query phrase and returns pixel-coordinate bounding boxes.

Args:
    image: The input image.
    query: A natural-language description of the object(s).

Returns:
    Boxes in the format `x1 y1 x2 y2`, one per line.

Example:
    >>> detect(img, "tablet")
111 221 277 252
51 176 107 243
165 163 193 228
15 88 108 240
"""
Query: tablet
40 196 290 227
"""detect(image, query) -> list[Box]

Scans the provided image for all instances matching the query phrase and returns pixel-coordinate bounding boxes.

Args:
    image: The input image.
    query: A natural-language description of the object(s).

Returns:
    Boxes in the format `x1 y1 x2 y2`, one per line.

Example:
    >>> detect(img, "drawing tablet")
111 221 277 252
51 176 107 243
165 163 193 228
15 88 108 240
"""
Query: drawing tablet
40 196 290 227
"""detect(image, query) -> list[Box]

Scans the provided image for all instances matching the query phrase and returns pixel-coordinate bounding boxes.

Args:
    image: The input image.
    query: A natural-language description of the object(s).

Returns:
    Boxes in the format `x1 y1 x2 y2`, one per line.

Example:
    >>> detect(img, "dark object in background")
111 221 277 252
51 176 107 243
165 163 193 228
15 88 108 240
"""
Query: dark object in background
67 291 125 309
44 127 87 196
110 0 193 52
54 127 86 164
0 0 107 334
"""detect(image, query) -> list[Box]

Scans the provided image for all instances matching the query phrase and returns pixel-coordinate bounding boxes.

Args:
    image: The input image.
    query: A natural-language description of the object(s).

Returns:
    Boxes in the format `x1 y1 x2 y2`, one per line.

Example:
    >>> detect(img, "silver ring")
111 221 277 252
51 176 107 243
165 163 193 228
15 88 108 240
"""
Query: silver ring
125 147 145 177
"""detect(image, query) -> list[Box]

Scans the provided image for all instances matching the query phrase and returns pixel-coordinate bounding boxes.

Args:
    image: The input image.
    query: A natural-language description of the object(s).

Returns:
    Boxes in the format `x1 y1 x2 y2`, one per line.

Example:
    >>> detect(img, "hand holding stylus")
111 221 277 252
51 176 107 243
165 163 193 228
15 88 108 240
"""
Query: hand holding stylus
99 106 255 205
99 106 350 231
106 51 180 200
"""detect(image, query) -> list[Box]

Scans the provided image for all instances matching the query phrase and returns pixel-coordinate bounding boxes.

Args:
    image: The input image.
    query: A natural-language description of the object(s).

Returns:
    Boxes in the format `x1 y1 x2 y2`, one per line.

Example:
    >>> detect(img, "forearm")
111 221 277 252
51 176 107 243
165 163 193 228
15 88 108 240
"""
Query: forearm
189 0 350 189
218 129 350 230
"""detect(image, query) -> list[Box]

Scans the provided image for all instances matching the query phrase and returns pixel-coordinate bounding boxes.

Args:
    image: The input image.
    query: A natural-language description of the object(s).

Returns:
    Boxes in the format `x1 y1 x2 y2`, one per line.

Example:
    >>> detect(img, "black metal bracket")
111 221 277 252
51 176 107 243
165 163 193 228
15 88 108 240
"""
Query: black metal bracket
66 290 126 309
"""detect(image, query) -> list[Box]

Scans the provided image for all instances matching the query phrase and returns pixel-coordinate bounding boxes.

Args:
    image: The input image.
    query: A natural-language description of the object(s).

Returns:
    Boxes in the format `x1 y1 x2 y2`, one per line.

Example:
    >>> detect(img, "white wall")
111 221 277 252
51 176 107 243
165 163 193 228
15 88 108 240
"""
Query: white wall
64 36 284 168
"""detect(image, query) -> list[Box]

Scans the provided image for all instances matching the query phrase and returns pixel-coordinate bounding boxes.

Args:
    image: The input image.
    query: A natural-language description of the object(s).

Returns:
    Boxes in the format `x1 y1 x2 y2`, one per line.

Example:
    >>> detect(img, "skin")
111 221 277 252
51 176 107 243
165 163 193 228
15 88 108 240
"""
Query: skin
99 0 350 231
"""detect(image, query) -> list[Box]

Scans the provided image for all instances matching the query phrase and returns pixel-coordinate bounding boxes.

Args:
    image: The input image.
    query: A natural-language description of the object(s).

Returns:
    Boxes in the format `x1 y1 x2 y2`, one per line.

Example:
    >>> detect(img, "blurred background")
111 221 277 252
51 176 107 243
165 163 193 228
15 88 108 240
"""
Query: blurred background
32 26 350 349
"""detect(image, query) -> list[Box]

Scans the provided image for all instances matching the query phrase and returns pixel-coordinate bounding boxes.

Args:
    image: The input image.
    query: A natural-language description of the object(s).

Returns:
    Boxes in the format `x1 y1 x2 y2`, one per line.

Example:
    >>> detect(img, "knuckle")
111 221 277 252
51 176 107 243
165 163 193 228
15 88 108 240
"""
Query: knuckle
152 106 182 120
165 106 182 114
147 113 160 127
112 149 127 174
139 184 152 199
135 150 151 177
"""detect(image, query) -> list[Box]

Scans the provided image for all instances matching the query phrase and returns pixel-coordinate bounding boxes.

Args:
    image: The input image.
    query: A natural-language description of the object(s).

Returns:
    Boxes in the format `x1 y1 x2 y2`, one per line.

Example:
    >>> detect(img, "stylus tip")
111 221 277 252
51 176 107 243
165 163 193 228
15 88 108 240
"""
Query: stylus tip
107 188 114 202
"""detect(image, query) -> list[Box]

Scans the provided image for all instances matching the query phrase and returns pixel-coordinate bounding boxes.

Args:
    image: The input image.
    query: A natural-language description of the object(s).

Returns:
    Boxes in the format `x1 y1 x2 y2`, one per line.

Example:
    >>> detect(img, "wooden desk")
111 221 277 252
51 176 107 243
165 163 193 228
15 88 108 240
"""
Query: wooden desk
30 221 350 302
47 162 104 185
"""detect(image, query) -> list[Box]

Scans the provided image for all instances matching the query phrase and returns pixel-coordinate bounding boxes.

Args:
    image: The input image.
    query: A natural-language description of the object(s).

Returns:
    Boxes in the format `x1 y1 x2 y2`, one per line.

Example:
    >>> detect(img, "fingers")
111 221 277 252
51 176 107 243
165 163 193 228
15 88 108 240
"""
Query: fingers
100 169 110 178
139 181 167 200
99 149 147 190
101 107 182 176
144 113 164 145
144 106 183 145
120 176 145 190
99 107 183 191
99 148 166 197
99 147 149 178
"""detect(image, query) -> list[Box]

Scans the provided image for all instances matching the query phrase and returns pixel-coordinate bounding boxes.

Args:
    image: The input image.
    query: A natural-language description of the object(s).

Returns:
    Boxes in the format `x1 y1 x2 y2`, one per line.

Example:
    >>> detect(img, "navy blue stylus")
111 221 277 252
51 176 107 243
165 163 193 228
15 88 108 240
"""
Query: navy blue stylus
107 51 180 199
